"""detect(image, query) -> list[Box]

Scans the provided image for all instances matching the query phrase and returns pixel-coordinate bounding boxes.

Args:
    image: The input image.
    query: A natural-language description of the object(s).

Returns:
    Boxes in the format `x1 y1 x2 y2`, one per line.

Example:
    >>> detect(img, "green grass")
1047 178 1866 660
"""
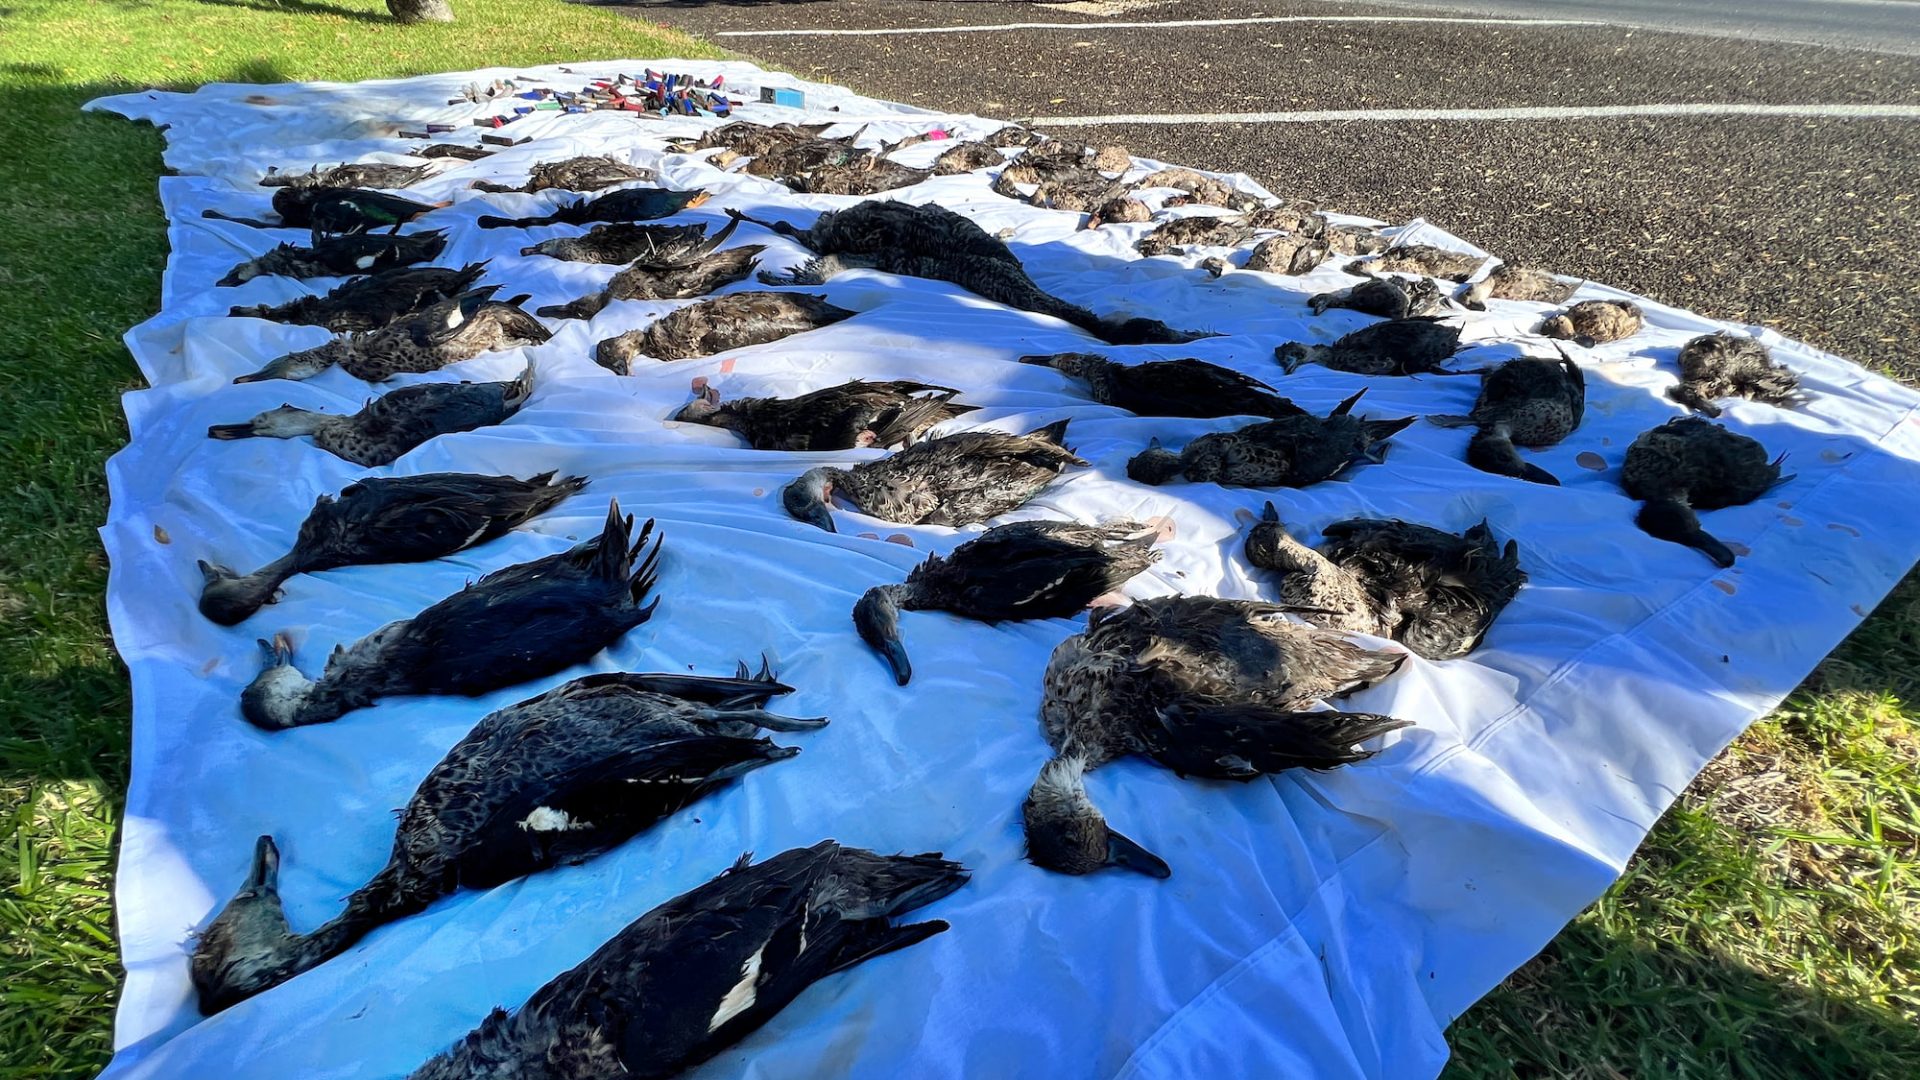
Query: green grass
0 1 1914 1076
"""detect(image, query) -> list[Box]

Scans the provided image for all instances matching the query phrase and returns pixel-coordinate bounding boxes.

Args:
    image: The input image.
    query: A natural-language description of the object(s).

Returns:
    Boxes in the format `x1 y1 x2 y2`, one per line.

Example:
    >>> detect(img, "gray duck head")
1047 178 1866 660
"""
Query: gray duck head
1636 494 1736 568
1274 342 1329 374
1022 757 1170 879
196 559 284 626
853 584 913 685
190 836 302 1015
207 405 329 442
238 633 320 730
781 467 840 532
1125 438 1184 486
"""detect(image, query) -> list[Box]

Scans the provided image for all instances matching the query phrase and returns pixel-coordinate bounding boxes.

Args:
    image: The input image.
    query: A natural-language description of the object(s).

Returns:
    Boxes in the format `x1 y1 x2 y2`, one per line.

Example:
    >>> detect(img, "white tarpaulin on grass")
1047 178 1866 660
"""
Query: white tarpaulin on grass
89 61 1920 1079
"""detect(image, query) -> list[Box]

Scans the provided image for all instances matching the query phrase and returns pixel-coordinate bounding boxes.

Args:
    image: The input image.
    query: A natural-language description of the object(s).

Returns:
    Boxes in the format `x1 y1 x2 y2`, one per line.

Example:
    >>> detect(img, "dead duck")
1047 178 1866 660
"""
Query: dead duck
1132 168 1261 212
672 120 836 157
1245 507 1526 659
1085 195 1152 229
987 124 1049 148
1243 233 1329 276
196 471 586 625
736 129 873 177
1127 389 1415 488
470 155 653 194
519 220 717 265
1343 244 1485 282
1275 317 1469 376
1024 596 1408 877
412 143 493 162
477 188 711 230
406 841 966 1080
234 287 550 383
1134 216 1259 258
1022 139 1133 174
193 665 818 1014
1621 417 1788 567
1540 299 1644 345
933 141 1006 174
216 231 449 287
1667 332 1802 416
1457 264 1580 310
260 162 434 189
203 187 447 239
206 363 534 467
674 379 975 451
734 202 1207 346
237 502 661 730
855 520 1160 685
784 420 1085 533
227 261 489 334
787 159 932 197
993 160 1129 216
594 291 855 373
1308 275 1448 319
540 247 763 320
1018 352 1304 419
1427 354 1586 485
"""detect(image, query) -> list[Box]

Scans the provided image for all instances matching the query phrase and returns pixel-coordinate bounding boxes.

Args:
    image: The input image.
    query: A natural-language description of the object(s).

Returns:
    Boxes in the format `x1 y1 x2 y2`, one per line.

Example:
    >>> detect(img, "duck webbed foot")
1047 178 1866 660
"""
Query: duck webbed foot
756 253 878 287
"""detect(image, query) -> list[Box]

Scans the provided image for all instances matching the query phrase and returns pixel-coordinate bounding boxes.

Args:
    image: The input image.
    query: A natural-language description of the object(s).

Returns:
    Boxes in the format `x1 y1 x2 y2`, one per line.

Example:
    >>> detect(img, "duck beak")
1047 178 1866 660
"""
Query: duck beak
1105 829 1171 879
244 834 281 891
207 422 256 440
874 636 911 686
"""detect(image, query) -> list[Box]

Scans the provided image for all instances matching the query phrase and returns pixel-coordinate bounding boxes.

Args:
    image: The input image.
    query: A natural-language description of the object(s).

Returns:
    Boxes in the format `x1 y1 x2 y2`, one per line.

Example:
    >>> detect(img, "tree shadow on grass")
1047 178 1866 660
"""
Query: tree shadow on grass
180 0 394 24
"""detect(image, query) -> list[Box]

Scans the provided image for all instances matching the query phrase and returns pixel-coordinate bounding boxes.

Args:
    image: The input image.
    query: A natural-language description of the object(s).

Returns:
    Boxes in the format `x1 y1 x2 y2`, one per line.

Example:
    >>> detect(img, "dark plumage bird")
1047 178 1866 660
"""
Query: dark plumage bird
1275 317 1469 376
1667 332 1802 416
786 160 933 197
234 287 550 383
196 471 586 625
191 665 819 1015
1427 354 1586 485
228 262 490 334
203 187 447 240
784 420 1086 533
595 292 856 373
731 202 1208 346
1621 417 1789 567
477 188 710 229
1024 596 1408 877
933 141 1005 174
1456 264 1579 309
1245 506 1526 659
1308 275 1448 320
1133 216 1259 257
406 842 967 1080
216 231 448 287
412 144 494 162
260 162 435 189
855 520 1161 685
1343 244 1484 282
519 220 718 265
206 363 534 466
470 155 653 194
537 218 761 319
670 119 836 157
736 131 872 178
1126 390 1415 488
236 502 661 730
1540 299 1644 345
673 379 975 451
1018 352 1304 419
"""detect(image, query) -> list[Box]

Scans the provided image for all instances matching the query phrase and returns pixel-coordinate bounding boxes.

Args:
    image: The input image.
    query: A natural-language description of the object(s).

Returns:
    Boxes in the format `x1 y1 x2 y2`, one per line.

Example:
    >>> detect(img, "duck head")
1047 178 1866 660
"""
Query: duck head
239 634 319 730
190 836 303 1015
671 384 727 427
1636 494 1736 568
1273 342 1329 374
1125 438 1183 486
197 559 285 626
853 584 913 686
207 405 328 442
1022 757 1170 879
781 467 840 532
234 341 347 384
1244 501 1312 570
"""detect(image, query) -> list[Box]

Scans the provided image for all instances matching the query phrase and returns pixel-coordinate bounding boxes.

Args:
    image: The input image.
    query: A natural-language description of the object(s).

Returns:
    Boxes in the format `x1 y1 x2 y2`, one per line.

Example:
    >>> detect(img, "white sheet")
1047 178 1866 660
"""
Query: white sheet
88 61 1920 1080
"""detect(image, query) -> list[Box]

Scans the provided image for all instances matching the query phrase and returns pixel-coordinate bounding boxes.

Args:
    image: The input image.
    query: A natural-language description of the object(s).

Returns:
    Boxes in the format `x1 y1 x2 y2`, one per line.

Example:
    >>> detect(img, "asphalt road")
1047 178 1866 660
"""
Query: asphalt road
628 0 1920 376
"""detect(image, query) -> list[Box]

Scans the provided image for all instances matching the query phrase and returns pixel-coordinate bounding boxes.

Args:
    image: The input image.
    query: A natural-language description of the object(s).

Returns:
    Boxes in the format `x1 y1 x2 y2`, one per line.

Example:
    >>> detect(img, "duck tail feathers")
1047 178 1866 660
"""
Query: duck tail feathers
1330 388 1368 417
868 391 963 449
1425 413 1478 429
1028 418 1072 446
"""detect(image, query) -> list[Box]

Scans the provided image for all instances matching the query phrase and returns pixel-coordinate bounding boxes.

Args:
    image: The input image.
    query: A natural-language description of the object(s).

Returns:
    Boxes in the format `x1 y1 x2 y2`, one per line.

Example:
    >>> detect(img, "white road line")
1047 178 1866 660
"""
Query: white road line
714 15 1608 38
1024 103 1920 126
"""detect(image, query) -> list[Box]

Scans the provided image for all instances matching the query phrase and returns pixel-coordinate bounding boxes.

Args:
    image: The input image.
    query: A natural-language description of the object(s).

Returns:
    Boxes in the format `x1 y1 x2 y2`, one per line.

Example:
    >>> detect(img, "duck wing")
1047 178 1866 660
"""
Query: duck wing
1140 703 1411 779
1114 359 1300 419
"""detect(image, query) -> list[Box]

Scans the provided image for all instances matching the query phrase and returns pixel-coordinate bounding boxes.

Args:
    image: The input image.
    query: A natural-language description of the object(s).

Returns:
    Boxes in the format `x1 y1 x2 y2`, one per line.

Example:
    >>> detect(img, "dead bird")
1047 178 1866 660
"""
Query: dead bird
518 220 718 265
1540 299 1644 345
1131 168 1261 212
1127 389 1415 488
206 363 534 467
1021 139 1133 174
477 188 711 229
1308 275 1448 320
1085 195 1153 229
235 502 661 730
1621 417 1789 567
735 128 873 177
191 666 814 1014
412 144 493 162
987 124 1049 148
260 162 435 189
993 161 1129 215
227 261 489 334
1133 216 1259 257
594 291 855 373
197 471 586 625
1421 354 1585 485
1343 243 1485 282
1314 222 1393 257
539 247 762 320
671 119 836 156
1457 264 1580 309
733 201 1207 346
216 231 448 287
203 187 447 238
1667 331 1803 416
855 520 1161 685
674 379 975 451
470 155 653 194
404 842 966 1080
1276 317 1470 376
1245 506 1526 659
1019 352 1304 419
933 141 1006 174
783 420 1085 533
1244 233 1330 276
1024 596 1407 877
787 159 932 197
234 287 550 383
